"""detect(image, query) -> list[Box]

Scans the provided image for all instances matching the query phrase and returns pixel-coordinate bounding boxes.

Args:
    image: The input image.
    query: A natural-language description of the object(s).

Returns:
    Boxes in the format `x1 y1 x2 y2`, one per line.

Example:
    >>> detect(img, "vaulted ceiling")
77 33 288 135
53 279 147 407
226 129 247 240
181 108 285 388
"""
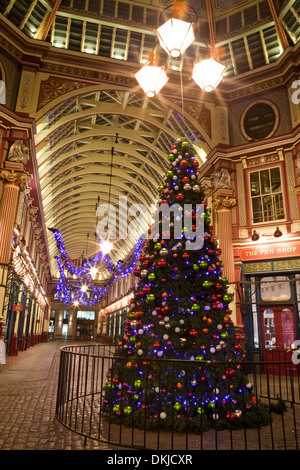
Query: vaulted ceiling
1 0 300 279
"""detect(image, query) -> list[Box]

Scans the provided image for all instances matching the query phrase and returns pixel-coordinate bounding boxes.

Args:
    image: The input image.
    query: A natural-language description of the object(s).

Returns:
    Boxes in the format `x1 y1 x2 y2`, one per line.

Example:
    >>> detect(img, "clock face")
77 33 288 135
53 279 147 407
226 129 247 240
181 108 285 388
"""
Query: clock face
243 103 276 140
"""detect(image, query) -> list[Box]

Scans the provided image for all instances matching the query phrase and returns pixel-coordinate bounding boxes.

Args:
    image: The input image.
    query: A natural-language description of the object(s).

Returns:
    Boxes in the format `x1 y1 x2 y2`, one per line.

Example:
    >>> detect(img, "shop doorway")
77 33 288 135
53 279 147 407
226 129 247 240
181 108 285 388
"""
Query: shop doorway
261 306 297 375
62 324 68 340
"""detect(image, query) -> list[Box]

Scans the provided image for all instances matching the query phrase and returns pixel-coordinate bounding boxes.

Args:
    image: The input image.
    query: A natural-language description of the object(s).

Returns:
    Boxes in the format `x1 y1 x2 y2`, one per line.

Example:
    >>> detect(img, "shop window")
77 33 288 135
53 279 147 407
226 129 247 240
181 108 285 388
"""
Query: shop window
250 167 284 223
260 276 290 301
77 310 95 320
262 308 276 348
63 310 69 320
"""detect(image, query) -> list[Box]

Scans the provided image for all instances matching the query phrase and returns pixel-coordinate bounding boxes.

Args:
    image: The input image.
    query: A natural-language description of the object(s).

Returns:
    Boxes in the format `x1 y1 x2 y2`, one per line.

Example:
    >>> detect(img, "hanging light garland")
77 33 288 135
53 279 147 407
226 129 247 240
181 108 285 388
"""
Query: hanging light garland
135 0 226 96
50 228 145 306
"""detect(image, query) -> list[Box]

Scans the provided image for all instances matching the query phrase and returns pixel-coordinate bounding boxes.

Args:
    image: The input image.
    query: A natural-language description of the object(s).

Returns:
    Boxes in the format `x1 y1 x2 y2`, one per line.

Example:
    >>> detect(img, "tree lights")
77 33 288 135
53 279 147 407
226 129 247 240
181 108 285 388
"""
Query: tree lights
103 139 269 432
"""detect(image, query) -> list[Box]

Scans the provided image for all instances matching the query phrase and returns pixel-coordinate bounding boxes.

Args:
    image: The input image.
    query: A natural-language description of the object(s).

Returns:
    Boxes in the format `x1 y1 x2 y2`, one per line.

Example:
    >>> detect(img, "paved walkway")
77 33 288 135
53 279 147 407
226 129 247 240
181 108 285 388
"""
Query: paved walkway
0 340 115 450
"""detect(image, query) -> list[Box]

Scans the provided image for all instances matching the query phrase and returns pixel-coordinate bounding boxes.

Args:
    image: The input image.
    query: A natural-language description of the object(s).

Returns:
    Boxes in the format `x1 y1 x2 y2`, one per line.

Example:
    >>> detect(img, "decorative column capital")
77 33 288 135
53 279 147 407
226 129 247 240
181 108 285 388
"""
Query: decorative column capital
0 168 31 191
213 195 237 210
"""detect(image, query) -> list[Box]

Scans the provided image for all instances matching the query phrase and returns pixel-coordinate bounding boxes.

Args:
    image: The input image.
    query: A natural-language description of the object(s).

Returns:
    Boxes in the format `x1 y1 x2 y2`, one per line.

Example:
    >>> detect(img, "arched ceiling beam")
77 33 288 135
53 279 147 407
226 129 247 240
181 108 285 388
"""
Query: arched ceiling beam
34 88 212 151
42 180 153 215
40 157 161 191
39 142 165 180
43 186 145 220
46 195 153 229
37 126 176 167
42 175 155 211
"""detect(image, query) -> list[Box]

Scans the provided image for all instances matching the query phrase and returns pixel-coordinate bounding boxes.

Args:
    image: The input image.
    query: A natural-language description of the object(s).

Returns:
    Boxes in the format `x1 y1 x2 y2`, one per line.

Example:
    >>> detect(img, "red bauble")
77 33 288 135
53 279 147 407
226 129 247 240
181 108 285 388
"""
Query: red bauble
158 259 167 268
180 160 188 168
182 252 189 259
225 412 236 421
176 193 184 201
182 176 190 183
133 268 141 276
193 160 199 168
225 368 235 378
251 396 260 404
189 329 198 338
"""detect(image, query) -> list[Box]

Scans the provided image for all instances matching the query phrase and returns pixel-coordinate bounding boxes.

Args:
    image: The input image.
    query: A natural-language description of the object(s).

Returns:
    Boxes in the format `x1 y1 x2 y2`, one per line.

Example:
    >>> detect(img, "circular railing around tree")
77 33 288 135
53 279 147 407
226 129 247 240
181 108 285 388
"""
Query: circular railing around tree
56 344 300 450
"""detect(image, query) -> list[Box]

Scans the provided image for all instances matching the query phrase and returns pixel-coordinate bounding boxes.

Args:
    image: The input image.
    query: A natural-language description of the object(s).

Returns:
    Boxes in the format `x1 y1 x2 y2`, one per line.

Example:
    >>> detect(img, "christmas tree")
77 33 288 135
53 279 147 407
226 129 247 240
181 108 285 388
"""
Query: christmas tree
103 139 269 432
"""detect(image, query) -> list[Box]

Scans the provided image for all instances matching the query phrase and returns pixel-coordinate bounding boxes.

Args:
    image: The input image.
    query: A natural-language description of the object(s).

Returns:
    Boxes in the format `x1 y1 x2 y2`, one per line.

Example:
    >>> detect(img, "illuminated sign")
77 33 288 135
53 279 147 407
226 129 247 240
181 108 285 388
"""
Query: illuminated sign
240 241 300 261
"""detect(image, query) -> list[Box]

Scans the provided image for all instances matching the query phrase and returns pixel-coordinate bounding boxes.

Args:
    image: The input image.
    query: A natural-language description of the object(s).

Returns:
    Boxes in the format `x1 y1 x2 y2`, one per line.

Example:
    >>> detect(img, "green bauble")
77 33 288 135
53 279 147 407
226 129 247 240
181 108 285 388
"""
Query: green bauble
196 355 204 360
181 141 189 148
200 261 207 269
166 171 173 178
148 273 156 281
168 154 175 162
193 264 199 271
123 406 132 415
174 402 181 411
154 242 162 251
191 303 200 312
203 280 211 288
146 294 155 303
223 294 231 303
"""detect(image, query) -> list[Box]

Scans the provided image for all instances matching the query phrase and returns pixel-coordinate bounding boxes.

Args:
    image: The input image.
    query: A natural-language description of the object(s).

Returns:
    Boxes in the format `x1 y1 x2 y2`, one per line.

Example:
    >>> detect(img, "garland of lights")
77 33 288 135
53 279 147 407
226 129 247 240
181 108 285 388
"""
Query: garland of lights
50 229 145 306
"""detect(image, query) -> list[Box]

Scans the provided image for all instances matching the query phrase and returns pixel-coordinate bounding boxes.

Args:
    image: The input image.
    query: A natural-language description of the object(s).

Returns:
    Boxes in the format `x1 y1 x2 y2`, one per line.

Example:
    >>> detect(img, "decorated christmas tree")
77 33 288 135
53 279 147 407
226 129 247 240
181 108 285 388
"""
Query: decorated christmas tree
103 139 269 432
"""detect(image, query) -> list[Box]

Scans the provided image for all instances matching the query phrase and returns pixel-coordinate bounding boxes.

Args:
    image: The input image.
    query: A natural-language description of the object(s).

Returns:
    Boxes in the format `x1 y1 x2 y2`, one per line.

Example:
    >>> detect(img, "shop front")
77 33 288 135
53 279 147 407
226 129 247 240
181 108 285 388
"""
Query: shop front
240 240 300 373
99 293 134 343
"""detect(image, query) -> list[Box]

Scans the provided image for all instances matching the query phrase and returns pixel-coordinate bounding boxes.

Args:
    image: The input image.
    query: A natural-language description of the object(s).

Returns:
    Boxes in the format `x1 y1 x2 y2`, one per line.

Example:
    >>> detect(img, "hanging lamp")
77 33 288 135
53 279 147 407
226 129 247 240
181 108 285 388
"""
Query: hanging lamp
192 56 226 92
192 0 226 92
135 54 169 97
156 0 195 58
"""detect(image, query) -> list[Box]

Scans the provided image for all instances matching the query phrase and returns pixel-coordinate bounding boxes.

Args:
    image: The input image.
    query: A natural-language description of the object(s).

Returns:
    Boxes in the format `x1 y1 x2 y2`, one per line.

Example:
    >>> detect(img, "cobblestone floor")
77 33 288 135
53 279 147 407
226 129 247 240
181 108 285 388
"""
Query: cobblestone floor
0 341 116 450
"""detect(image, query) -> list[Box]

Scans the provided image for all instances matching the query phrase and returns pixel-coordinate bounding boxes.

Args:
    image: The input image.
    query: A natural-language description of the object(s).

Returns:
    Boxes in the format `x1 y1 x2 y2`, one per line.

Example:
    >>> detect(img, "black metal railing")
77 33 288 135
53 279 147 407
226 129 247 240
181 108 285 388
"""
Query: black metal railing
56 344 300 450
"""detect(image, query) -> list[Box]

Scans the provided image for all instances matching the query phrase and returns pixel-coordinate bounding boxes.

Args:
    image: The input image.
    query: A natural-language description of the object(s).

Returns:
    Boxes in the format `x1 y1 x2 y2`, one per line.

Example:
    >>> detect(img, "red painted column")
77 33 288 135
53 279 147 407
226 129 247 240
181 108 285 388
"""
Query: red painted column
0 163 31 324
214 190 237 324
